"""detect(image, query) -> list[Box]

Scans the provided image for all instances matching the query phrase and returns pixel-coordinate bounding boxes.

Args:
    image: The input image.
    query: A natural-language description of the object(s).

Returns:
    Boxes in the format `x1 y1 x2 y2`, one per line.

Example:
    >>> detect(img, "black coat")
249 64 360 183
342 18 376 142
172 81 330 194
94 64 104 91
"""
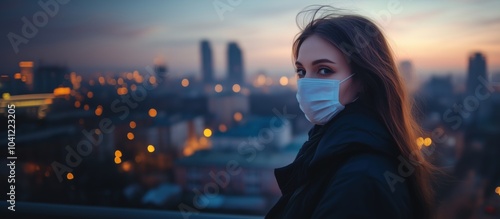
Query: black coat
266 99 416 219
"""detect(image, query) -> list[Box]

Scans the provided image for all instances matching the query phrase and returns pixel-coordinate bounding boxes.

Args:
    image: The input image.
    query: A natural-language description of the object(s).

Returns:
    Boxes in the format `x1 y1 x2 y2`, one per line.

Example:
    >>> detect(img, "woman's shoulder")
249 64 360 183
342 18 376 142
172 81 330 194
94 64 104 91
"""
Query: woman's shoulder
313 152 414 218
333 152 402 188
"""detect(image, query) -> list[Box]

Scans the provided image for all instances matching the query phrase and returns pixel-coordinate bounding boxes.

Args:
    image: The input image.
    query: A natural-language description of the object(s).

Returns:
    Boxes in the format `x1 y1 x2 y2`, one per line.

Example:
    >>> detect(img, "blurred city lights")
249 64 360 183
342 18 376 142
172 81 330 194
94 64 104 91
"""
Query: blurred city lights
127 132 135 140
181 78 189 87
215 84 223 93
147 145 155 153
203 128 212 137
149 76 157 84
417 137 424 148
129 121 136 129
53 87 71 96
95 105 103 116
219 124 227 132
98 77 105 85
279 76 289 86
424 137 432 147
114 150 122 157
117 87 128 95
232 84 241 93
122 161 132 172
19 61 33 68
234 112 243 122
114 157 122 164
255 74 266 87
148 108 157 117
183 147 194 157
126 72 133 80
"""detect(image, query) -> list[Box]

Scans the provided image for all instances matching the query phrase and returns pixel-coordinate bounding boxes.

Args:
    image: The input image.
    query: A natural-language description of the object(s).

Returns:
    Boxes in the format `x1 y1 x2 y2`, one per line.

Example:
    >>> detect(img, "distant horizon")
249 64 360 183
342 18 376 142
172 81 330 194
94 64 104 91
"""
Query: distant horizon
4 57 500 81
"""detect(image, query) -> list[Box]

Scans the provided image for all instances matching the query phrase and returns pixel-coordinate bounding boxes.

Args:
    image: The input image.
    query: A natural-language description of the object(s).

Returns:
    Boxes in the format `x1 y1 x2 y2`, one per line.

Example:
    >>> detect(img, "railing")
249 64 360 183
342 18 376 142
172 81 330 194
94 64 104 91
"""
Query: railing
1 202 263 219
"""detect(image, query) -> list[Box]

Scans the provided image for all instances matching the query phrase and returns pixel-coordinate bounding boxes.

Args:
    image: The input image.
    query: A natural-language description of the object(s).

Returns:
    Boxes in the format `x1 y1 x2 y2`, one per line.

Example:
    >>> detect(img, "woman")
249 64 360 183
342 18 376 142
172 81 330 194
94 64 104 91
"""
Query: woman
266 6 434 219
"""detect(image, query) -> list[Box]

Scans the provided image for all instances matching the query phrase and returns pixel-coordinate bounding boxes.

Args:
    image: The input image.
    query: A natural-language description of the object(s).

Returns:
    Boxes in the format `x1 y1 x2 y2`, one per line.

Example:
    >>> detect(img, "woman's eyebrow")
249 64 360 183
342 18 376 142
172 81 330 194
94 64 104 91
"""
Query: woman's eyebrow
311 59 336 65
295 59 336 66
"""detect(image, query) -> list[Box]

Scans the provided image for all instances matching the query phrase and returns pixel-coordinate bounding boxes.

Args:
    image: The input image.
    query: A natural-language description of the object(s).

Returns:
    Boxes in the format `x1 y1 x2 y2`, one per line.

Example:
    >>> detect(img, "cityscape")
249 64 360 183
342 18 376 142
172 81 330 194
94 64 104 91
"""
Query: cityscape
1 1 500 218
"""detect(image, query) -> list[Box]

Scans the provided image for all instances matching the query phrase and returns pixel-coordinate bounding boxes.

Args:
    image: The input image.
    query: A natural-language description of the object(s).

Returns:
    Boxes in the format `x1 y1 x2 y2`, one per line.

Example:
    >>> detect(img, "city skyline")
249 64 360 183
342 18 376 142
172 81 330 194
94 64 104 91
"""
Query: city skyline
1 0 500 78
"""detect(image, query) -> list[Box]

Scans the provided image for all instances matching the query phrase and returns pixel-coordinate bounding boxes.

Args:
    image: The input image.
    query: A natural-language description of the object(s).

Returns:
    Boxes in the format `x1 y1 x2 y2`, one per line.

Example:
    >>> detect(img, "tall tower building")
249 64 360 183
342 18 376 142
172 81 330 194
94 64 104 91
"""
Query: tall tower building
227 42 244 84
154 56 168 82
200 40 214 83
398 60 417 93
466 52 487 94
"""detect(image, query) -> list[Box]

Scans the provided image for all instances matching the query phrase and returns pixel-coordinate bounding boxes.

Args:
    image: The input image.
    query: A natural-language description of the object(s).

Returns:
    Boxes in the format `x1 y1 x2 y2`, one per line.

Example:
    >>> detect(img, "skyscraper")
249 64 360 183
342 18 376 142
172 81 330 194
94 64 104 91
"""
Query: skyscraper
466 52 487 94
201 40 214 83
154 56 168 83
398 60 417 93
227 42 244 84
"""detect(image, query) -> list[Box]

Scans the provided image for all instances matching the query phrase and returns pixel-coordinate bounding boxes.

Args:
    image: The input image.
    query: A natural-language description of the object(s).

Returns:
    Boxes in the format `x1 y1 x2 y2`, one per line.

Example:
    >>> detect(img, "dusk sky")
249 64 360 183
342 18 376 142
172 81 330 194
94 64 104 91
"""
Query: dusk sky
1 0 500 79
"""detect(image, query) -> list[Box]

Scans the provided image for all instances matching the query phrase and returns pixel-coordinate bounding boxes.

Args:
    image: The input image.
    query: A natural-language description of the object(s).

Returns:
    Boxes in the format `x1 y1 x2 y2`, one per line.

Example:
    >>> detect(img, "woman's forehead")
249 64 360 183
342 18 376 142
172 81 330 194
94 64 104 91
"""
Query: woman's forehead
297 35 345 65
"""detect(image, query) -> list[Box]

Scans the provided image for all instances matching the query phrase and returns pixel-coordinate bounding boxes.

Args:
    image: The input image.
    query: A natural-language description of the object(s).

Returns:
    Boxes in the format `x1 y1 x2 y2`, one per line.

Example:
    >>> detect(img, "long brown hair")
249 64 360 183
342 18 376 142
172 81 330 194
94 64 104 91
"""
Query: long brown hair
292 6 435 218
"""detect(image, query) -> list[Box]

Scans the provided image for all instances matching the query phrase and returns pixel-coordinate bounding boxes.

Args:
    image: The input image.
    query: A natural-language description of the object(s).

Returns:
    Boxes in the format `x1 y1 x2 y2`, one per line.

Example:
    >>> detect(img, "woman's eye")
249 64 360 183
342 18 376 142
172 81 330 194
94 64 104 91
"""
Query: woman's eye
296 69 305 78
318 68 333 75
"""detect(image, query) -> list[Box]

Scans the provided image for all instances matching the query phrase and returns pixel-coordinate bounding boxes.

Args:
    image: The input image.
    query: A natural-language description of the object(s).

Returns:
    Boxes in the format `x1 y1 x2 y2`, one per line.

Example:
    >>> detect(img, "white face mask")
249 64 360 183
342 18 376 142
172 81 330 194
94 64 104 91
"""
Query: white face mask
296 74 355 125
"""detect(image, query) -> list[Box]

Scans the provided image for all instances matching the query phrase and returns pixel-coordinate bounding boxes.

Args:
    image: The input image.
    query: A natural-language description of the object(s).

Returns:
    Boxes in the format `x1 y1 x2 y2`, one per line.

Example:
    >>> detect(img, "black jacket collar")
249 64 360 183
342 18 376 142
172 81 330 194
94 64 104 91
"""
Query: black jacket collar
308 98 398 169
